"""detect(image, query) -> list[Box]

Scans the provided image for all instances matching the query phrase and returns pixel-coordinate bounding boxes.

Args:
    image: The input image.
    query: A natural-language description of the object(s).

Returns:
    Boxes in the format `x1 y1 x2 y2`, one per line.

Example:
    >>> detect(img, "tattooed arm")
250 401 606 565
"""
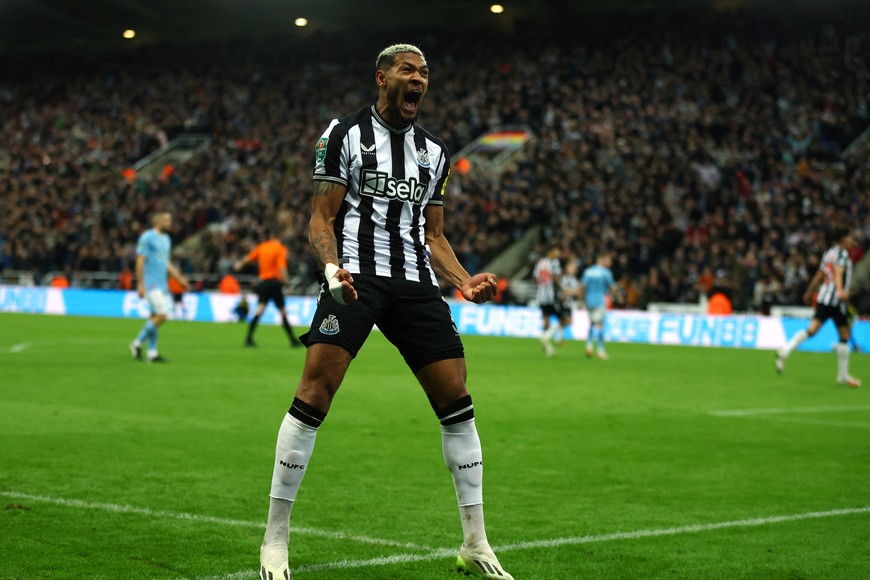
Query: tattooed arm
309 179 357 304
424 205 497 304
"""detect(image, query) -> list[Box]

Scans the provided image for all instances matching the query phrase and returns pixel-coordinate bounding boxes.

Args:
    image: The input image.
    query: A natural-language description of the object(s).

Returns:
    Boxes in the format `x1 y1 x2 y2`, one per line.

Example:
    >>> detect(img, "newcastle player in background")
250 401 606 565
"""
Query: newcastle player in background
776 227 861 387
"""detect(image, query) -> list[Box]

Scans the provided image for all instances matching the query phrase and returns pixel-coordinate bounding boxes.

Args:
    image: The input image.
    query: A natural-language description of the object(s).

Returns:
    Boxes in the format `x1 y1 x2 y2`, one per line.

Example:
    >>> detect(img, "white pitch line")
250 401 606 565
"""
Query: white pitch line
0 491 430 550
747 416 870 430
7 342 30 353
495 506 870 550
710 405 870 417
193 505 870 579
6 491 867 577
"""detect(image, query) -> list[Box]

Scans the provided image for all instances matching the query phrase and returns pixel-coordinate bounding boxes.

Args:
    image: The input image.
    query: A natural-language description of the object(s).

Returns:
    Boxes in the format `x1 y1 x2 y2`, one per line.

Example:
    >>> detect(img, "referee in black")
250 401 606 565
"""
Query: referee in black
257 44 513 580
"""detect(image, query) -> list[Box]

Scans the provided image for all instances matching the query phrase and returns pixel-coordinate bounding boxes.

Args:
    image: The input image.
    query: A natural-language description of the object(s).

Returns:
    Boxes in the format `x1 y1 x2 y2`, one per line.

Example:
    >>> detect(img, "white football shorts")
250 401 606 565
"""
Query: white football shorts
146 288 172 316
589 306 607 324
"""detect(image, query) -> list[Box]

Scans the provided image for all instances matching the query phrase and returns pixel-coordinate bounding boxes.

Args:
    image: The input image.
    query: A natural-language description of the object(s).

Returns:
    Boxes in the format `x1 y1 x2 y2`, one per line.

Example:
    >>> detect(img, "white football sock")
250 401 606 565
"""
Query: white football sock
836 342 850 379
263 412 318 550
263 497 293 548
269 413 318 502
442 418 484 507
543 322 560 342
458 503 490 550
781 329 808 358
442 418 488 549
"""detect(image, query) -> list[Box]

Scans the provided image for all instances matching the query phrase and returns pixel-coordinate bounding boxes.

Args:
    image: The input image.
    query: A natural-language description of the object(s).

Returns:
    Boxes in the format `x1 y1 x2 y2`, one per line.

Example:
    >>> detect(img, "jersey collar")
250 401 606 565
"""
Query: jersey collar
371 105 412 134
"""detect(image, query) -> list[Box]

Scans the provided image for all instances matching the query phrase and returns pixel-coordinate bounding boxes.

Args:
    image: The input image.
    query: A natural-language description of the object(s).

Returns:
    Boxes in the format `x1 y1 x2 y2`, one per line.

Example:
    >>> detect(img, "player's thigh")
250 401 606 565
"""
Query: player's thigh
147 289 171 317
254 280 272 308
265 280 286 309
305 275 383 358
831 304 849 328
415 358 469 409
837 324 852 341
541 305 558 324
589 306 606 324
296 343 353 412
377 281 464 375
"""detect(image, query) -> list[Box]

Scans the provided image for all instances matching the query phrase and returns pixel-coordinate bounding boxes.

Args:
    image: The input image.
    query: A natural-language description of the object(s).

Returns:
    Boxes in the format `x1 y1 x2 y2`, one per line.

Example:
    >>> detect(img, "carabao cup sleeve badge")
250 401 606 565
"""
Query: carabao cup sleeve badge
315 138 328 165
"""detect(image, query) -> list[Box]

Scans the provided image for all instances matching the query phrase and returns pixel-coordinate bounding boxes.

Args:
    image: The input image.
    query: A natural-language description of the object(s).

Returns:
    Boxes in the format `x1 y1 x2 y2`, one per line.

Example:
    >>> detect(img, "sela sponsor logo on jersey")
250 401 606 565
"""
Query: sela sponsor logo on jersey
416 147 430 168
360 169 427 204
319 314 340 335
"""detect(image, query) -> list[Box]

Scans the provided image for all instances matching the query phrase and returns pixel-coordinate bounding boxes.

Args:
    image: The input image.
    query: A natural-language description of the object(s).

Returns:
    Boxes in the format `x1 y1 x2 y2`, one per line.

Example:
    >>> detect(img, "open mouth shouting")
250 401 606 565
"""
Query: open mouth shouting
402 88 424 118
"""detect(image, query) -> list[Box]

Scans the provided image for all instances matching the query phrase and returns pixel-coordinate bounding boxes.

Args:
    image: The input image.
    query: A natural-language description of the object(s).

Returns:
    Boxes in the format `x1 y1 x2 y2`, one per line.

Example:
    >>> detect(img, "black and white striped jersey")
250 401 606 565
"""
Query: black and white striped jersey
313 105 450 285
534 257 561 306
816 244 852 307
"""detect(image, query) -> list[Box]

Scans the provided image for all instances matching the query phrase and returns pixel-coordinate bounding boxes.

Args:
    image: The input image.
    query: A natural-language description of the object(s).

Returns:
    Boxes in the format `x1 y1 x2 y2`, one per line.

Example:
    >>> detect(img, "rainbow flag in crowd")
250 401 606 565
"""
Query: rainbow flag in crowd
477 130 529 151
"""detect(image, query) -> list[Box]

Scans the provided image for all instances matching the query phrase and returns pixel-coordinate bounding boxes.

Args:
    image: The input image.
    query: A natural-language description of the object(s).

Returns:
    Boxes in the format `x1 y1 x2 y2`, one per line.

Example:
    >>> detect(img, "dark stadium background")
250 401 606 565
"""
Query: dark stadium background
3 0 866 52
2 0 870 314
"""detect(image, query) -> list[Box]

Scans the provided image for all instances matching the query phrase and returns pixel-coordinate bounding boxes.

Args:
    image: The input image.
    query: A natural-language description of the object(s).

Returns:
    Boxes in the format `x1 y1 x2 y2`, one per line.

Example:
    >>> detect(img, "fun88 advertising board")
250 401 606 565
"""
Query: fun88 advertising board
2 285 869 353
451 303 870 353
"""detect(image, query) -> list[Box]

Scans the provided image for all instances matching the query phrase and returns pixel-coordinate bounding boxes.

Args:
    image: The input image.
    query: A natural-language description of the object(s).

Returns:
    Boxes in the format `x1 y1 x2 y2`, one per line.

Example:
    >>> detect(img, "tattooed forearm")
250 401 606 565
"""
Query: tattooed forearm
309 227 338 266
312 180 334 198
308 180 344 267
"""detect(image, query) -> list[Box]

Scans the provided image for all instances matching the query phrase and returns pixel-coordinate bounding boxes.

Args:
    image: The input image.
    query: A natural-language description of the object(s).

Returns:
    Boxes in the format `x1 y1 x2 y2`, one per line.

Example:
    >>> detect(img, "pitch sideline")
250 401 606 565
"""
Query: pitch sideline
196 505 870 579
0 491 431 550
710 405 870 429
710 405 870 416
3 491 867 578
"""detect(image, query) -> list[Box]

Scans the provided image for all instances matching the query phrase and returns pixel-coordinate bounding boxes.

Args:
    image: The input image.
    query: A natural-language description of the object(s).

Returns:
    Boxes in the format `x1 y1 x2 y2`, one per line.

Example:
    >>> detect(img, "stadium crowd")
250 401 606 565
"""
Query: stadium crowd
1 9 869 312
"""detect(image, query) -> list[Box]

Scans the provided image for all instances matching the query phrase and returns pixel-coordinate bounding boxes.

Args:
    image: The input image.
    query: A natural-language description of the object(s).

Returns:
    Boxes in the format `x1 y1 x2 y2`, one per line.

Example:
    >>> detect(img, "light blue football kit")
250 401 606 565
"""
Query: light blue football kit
132 228 172 360
581 264 615 356
581 265 614 310
137 229 171 293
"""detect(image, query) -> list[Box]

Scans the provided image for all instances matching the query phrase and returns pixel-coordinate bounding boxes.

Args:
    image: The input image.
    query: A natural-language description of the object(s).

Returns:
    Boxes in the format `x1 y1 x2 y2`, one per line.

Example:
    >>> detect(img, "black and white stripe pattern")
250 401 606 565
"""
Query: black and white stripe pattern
313 106 449 285
534 257 561 306
289 397 327 428
816 245 852 307
436 395 475 426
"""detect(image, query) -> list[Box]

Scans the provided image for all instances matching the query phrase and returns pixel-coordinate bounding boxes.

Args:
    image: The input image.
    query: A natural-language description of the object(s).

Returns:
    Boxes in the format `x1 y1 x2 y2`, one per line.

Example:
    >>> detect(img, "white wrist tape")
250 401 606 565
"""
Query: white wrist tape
324 263 346 304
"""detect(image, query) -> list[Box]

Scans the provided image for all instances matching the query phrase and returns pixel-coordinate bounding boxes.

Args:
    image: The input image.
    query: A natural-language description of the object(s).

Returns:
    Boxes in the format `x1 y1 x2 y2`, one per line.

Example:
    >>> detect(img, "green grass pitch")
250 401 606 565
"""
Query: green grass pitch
1 312 869 579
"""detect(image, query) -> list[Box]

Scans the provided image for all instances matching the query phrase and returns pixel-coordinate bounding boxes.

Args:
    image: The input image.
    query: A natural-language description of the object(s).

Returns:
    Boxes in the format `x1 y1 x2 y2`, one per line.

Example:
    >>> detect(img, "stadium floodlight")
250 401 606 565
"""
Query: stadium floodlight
490 4 505 14
122 29 136 39
294 17 308 27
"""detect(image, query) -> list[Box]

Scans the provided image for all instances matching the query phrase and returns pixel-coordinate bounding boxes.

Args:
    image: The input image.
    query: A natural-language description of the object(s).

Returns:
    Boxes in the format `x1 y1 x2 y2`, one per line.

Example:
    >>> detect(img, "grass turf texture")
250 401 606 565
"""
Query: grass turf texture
1 311 869 579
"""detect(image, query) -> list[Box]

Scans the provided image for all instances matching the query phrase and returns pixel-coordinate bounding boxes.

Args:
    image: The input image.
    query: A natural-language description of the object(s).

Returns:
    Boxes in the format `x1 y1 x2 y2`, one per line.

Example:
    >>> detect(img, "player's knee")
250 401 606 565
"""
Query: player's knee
436 394 475 427
296 378 340 409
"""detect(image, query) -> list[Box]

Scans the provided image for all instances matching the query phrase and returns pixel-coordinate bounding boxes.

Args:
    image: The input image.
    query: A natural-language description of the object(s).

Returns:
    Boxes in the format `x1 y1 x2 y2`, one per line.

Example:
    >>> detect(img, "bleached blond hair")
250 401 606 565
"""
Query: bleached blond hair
376 44 425 70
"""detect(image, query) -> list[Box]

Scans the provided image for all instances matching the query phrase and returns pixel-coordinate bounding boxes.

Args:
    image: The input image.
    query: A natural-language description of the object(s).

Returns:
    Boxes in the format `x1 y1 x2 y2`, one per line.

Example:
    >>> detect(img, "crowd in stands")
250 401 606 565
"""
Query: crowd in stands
1 8 869 312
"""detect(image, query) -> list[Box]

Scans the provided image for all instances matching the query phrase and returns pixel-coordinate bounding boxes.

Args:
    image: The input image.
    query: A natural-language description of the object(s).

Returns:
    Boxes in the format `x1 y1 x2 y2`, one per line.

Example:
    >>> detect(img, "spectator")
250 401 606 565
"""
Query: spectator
1 10 868 316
